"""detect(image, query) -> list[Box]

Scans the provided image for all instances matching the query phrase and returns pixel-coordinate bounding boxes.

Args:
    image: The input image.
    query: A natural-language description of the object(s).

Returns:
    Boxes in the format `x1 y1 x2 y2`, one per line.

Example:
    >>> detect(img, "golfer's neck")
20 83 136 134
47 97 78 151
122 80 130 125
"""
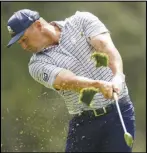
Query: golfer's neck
53 25 61 44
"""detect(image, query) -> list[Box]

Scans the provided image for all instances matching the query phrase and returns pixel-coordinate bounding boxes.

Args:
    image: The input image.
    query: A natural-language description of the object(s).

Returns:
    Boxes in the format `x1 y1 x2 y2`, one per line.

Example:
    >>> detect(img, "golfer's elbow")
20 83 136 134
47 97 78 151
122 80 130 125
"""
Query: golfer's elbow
53 69 77 90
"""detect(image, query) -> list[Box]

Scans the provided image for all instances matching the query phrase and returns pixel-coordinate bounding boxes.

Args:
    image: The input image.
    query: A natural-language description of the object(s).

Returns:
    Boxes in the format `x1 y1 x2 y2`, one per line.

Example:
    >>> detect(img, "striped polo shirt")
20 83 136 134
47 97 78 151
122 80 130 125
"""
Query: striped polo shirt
29 11 128 114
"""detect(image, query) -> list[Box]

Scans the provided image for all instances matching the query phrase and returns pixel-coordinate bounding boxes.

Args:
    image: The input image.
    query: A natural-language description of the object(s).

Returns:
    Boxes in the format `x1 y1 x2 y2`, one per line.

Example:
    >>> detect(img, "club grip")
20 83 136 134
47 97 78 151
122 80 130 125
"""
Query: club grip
113 92 118 101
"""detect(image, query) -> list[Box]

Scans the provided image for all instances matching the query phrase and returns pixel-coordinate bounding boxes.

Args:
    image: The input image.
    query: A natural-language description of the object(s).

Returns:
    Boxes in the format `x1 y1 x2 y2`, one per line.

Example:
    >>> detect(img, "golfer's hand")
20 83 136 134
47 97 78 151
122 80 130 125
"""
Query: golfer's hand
112 73 125 95
99 81 113 99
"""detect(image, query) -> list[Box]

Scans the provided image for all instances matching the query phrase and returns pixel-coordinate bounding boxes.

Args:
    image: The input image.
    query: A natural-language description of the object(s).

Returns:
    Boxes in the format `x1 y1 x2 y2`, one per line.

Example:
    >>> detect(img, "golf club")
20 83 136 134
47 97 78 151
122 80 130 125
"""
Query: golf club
113 92 133 148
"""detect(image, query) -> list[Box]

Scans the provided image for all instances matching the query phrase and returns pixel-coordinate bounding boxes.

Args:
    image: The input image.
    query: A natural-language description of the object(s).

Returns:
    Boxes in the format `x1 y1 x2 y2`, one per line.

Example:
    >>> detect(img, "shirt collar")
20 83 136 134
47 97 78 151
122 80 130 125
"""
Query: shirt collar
50 21 65 29
41 20 65 52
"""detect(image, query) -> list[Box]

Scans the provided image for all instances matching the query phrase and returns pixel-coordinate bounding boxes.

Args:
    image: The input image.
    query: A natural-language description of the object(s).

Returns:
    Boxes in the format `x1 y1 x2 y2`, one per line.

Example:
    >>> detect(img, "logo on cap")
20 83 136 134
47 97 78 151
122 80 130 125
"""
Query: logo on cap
7 26 15 35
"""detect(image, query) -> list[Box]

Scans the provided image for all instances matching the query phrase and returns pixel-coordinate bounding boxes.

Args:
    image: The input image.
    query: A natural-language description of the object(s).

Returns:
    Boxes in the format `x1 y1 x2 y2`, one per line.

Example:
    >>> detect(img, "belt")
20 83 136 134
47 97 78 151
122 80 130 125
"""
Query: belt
75 103 115 117
73 95 130 118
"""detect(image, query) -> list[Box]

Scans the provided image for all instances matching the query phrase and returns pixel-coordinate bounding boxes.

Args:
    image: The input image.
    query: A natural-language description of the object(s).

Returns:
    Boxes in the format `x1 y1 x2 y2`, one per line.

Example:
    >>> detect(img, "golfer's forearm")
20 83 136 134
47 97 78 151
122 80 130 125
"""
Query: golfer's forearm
53 70 101 92
105 46 123 75
90 33 123 75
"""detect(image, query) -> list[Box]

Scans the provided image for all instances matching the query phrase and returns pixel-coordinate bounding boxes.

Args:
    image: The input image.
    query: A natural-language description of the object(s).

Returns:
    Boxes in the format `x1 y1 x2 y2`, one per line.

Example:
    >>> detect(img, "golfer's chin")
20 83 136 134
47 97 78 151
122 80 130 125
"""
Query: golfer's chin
26 47 41 53
26 45 49 53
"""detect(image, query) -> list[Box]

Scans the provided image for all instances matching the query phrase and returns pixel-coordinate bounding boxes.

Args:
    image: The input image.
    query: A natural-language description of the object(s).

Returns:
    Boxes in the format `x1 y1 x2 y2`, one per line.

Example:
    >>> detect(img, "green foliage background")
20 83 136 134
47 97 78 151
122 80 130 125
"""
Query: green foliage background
1 2 146 152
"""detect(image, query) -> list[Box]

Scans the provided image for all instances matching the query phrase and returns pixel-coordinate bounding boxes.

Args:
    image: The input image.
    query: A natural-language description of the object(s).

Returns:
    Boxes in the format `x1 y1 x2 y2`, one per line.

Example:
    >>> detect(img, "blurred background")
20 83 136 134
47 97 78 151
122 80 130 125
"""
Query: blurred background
1 2 146 152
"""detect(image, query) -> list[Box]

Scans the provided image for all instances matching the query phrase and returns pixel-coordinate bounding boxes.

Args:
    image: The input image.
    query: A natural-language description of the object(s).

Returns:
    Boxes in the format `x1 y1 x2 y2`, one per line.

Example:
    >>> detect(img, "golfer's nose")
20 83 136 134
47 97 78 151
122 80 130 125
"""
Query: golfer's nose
20 42 27 50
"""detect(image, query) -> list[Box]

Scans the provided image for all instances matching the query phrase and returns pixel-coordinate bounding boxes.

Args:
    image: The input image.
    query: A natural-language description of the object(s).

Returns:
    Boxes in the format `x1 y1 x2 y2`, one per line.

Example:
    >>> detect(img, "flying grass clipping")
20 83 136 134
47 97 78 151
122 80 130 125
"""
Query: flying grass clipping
79 52 109 106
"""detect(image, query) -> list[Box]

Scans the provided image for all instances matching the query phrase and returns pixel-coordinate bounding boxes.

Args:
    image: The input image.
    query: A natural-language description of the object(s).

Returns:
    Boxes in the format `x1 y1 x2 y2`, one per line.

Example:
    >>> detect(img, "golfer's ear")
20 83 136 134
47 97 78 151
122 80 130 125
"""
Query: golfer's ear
34 20 42 31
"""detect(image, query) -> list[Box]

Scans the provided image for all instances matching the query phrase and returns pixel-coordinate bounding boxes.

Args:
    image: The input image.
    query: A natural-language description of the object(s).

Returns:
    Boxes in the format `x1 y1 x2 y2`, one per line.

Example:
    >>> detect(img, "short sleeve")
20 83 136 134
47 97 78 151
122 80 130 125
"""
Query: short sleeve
28 60 64 90
75 11 109 38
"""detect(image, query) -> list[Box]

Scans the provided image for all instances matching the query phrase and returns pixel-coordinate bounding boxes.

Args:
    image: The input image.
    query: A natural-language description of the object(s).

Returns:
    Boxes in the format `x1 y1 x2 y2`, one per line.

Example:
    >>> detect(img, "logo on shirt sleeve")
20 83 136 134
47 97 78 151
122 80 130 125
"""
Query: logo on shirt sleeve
43 73 49 82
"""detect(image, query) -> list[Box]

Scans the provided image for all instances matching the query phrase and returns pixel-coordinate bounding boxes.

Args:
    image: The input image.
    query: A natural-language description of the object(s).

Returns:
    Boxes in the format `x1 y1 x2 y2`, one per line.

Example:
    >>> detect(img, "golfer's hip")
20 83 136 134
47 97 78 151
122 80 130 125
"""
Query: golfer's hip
66 95 135 152
117 95 135 120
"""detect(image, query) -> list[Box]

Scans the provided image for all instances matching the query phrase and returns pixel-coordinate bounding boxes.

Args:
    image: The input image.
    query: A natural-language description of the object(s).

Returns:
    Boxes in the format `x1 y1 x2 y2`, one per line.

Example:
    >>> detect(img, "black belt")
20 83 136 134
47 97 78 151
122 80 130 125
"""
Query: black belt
75 103 115 117
74 95 130 118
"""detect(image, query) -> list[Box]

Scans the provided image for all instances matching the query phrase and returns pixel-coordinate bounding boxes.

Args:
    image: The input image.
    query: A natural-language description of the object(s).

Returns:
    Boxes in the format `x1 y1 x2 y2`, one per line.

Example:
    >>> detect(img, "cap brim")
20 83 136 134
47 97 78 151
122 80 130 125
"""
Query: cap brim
7 30 25 48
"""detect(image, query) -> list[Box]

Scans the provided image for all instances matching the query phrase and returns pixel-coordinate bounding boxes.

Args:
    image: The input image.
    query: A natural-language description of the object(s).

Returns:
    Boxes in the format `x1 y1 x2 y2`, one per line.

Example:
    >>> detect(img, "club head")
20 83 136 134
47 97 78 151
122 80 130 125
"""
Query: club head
124 132 133 148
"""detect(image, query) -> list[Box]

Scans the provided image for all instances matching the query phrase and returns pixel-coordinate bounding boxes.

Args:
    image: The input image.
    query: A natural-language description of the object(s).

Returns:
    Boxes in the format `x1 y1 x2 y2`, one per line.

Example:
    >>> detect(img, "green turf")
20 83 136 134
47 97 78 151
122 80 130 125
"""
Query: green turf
79 87 99 106
91 52 109 67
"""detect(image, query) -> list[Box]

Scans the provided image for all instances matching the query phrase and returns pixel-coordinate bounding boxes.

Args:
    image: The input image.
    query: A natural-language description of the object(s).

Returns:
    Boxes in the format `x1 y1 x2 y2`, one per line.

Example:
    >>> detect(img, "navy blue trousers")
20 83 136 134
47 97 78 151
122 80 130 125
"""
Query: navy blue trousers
65 95 136 152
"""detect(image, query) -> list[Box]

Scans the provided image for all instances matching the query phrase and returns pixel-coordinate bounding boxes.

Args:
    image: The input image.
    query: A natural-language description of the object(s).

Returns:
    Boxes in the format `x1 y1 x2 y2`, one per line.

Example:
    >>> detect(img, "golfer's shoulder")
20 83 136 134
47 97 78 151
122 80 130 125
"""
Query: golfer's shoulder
28 53 51 66
73 11 99 21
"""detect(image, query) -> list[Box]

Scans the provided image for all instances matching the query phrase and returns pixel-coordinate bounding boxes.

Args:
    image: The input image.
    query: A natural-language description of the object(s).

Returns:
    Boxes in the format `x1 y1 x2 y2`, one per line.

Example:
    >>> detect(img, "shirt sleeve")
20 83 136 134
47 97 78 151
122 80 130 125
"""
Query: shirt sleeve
75 11 109 38
28 60 64 90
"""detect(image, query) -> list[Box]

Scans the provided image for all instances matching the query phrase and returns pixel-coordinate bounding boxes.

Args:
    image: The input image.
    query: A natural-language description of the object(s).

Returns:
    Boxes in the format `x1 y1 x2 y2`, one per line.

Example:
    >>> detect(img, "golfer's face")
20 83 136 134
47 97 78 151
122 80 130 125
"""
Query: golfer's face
18 25 44 53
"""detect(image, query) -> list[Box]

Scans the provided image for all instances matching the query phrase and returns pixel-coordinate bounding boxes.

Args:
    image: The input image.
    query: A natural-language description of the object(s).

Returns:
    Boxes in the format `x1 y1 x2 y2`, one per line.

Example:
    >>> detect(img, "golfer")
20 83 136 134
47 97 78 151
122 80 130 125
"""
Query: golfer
7 9 135 152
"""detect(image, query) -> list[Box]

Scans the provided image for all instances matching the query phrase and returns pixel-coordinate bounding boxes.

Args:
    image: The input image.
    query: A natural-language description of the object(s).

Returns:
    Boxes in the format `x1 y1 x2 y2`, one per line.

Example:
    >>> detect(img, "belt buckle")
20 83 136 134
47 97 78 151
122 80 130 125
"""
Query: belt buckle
93 107 107 117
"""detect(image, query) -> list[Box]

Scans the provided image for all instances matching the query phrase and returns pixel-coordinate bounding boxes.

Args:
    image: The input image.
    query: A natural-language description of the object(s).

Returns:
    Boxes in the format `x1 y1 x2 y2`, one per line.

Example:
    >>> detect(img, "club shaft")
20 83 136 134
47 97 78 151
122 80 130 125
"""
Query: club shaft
114 93 127 133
